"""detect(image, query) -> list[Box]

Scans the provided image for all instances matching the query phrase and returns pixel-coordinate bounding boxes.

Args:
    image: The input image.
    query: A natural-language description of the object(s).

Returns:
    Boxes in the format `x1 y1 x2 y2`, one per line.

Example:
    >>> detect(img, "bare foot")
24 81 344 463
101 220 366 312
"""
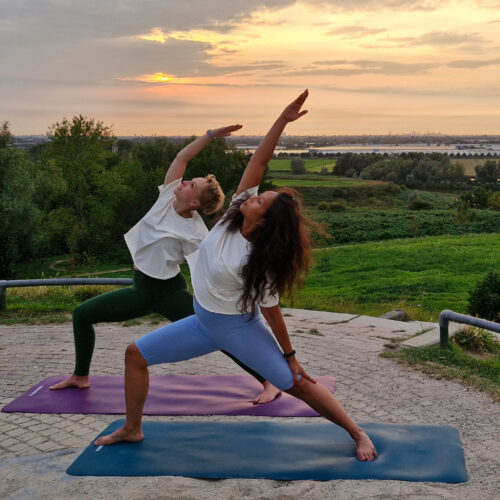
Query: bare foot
252 381 281 404
94 426 144 446
353 429 378 461
50 374 90 390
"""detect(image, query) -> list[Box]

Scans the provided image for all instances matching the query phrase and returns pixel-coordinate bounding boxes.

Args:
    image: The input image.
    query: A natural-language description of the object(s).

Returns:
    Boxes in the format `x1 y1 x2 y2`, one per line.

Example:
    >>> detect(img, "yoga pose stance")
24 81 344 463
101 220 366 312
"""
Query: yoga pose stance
95 91 377 461
50 124 281 404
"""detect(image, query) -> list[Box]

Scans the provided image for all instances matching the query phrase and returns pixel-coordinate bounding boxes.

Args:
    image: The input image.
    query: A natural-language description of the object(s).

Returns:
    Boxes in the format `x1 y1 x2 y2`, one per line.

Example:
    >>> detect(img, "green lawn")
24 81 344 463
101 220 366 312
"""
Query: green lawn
268 158 337 173
282 233 500 321
3 233 499 325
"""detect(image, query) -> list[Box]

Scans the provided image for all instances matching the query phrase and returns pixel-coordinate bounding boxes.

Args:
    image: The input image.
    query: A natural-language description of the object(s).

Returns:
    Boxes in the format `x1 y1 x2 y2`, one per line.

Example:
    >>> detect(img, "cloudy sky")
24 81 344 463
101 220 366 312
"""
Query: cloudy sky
1 0 500 135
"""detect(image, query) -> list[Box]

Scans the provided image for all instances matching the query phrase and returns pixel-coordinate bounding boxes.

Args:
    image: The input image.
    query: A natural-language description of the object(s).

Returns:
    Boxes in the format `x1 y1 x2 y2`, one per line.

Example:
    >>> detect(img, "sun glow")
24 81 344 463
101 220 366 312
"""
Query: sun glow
137 28 167 44
128 73 176 83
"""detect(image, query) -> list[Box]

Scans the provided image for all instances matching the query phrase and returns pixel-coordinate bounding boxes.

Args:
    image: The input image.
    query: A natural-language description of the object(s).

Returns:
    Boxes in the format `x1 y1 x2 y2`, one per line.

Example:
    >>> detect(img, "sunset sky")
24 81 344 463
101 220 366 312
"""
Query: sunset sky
2 0 500 136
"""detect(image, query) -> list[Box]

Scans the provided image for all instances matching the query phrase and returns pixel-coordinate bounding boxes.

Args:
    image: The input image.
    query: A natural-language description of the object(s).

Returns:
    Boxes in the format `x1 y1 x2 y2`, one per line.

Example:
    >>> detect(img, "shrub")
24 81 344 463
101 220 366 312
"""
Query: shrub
316 200 347 212
453 327 499 354
369 197 389 209
408 197 433 210
467 271 500 321
329 200 347 211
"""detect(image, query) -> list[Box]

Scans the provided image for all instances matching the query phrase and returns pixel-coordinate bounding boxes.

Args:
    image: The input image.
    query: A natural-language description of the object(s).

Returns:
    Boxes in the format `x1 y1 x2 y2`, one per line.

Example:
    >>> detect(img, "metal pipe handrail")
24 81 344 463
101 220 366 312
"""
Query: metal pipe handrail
439 309 500 348
0 278 133 311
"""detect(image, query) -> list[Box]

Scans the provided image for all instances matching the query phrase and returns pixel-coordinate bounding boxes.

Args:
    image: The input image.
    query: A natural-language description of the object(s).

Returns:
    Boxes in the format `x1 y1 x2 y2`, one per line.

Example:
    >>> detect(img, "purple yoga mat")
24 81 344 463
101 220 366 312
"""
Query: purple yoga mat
2 374 335 417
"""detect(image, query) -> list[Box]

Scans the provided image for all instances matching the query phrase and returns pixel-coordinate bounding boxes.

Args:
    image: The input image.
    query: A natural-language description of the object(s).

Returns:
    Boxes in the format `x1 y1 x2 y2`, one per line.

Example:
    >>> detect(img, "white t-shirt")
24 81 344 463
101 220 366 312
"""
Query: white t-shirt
124 178 208 280
190 186 279 314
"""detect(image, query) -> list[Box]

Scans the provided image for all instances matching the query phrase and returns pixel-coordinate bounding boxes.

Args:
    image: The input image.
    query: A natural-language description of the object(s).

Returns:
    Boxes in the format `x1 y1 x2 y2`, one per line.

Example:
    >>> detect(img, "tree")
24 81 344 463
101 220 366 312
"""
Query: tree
0 123 38 277
0 121 13 148
475 160 499 184
455 200 469 234
290 158 306 174
41 116 129 262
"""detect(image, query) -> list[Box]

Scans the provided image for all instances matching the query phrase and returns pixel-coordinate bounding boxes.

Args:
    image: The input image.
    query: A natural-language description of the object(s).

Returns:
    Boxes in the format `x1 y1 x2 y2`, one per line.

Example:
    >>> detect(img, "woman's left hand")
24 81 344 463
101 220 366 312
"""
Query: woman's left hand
287 356 316 385
212 124 243 138
279 90 309 123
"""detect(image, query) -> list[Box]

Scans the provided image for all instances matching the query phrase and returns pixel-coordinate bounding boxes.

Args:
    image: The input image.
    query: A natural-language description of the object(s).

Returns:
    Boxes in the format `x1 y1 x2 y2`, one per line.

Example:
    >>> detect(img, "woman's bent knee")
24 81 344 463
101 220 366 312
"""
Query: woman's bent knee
285 377 311 398
125 343 148 368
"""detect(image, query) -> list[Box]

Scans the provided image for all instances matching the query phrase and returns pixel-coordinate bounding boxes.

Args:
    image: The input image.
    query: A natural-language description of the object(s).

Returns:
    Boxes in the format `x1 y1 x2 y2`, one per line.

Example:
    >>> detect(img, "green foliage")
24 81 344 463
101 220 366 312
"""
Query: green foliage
455 201 469 234
488 192 500 211
460 186 489 209
0 121 13 148
408 196 433 210
475 160 499 184
292 182 400 206
290 158 306 174
0 129 38 278
467 271 500 322
333 152 474 189
316 200 347 211
309 208 500 246
453 327 500 354
39 116 124 262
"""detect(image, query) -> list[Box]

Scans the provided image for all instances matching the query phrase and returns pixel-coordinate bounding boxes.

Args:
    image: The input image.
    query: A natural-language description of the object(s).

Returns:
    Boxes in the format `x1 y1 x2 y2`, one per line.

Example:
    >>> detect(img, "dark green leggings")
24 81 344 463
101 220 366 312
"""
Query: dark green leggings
72 269 265 383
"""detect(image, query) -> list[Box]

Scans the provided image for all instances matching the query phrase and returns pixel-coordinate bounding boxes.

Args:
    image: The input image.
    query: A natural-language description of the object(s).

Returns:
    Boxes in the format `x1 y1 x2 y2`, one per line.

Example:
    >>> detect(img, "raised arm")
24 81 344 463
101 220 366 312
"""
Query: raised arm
163 124 242 186
236 90 308 195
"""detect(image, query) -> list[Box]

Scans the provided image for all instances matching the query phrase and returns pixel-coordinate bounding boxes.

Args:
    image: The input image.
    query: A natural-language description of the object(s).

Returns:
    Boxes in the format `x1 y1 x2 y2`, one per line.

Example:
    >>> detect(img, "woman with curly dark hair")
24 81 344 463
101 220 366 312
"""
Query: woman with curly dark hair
95 90 377 461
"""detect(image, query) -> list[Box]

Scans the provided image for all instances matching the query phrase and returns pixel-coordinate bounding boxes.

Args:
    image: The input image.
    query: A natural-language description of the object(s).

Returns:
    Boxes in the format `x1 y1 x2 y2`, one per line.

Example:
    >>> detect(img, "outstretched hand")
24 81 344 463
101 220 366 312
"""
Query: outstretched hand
287 356 316 385
280 89 309 123
212 124 243 138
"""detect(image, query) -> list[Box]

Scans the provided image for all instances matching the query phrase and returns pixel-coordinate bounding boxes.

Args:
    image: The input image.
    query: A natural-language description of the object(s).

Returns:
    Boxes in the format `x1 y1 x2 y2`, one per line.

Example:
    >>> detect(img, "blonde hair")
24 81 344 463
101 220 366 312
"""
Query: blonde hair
199 174 225 214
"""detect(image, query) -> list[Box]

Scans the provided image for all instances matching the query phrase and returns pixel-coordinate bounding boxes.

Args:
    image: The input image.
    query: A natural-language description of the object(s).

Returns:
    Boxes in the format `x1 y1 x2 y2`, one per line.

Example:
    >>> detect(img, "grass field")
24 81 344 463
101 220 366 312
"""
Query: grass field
3 234 498 324
271 176 363 187
281 233 500 321
268 158 337 173
451 158 490 176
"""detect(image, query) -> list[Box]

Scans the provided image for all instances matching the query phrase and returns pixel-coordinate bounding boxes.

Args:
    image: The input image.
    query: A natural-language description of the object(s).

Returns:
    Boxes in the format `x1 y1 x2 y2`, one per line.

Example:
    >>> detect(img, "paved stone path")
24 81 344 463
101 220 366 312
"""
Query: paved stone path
0 310 498 499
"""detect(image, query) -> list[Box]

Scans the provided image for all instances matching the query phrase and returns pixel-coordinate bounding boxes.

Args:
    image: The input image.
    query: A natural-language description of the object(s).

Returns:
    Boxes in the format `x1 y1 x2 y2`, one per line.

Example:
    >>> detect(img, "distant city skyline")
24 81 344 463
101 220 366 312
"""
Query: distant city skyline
2 1 500 136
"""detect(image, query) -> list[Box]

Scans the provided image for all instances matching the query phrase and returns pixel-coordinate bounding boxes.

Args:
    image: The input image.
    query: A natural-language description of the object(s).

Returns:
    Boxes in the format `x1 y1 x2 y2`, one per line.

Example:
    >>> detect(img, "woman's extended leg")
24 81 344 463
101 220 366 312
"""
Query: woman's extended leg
194 303 376 461
95 314 218 446
50 282 153 390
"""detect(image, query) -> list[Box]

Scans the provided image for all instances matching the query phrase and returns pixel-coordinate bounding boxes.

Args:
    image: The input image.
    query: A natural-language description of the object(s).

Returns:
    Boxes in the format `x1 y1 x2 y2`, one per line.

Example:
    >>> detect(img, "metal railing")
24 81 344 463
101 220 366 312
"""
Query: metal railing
439 309 500 348
0 278 133 311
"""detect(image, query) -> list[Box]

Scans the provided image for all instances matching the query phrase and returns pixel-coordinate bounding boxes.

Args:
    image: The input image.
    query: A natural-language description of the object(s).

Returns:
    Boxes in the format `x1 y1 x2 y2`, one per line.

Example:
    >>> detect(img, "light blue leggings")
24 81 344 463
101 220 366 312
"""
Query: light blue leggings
136 299 295 391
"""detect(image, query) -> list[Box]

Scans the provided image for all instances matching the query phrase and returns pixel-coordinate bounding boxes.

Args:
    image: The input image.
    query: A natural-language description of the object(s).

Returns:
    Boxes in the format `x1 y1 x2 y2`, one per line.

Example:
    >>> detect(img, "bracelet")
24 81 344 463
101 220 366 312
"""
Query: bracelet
283 350 296 359
206 129 216 141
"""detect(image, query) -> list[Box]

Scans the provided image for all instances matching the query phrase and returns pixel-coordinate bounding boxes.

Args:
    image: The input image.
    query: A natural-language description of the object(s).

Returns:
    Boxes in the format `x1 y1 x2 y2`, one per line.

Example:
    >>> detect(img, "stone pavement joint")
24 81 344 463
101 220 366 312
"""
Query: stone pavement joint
0 309 498 499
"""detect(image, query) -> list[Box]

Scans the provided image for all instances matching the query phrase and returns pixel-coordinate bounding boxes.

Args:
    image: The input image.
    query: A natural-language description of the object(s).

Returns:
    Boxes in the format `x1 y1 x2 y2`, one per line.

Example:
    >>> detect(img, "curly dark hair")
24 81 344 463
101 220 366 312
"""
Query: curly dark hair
221 188 312 315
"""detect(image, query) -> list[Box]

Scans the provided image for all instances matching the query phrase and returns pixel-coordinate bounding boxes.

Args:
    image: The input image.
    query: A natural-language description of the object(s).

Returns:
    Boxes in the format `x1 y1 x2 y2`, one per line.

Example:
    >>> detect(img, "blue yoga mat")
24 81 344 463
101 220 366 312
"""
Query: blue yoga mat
67 420 468 482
